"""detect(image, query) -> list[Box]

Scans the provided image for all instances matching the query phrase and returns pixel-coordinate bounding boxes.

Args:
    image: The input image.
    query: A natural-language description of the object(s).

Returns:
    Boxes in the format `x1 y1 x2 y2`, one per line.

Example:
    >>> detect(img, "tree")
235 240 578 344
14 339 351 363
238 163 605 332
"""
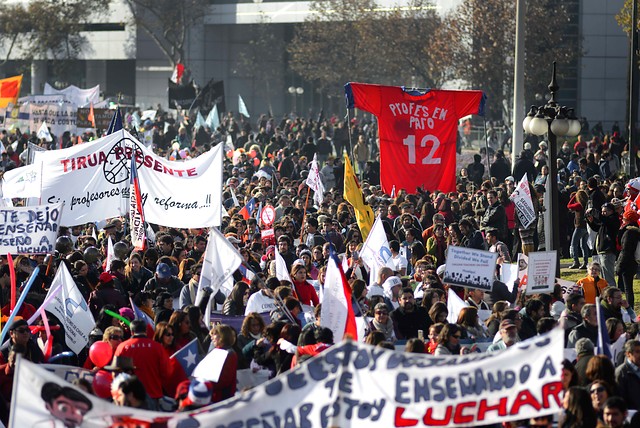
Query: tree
616 0 639 34
288 0 449 94
443 0 580 119
0 0 110 65
123 0 208 67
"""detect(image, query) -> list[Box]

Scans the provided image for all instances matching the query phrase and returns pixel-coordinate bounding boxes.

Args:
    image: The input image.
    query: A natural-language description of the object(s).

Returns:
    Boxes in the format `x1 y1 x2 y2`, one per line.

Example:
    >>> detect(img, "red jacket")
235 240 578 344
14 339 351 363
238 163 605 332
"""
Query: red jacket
292 280 319 306
115 335 171 399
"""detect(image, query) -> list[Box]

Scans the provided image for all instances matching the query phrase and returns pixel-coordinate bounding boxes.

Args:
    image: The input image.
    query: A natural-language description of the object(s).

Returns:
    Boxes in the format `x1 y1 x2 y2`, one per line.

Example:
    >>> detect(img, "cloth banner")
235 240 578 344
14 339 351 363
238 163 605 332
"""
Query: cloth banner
29 104 77 136
76 107 112 129
0 203 63 255
168 80 196 109
18 94 69 105
5 103 30 131
42 263 96 354
345 82 485 194
526 251 557 295
1 162 42 199
199 79 226 112
43 83 100 107
30 129 223 227
442 246 498 291
11 329 564 427
510 173 536 229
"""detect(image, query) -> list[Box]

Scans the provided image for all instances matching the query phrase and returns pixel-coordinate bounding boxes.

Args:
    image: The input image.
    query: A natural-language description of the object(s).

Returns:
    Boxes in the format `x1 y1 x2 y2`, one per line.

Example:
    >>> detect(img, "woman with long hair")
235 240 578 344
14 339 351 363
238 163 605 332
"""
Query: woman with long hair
177 258 196 284
560 386 597 428
289 264 319 306
168 311 197 350
152 321 187 398
434 324 463 356
428 301 448 325
223 282 250 316
124 253 153 298
208 324 238 403
425 224 447 267
237 313 266 351
456 306 488 340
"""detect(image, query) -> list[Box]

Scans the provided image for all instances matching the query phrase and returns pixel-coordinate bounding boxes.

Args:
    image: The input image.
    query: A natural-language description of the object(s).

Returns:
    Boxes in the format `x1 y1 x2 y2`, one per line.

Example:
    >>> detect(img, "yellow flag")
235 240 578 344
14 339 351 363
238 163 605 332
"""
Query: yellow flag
343 153 374 240
0 75 22 108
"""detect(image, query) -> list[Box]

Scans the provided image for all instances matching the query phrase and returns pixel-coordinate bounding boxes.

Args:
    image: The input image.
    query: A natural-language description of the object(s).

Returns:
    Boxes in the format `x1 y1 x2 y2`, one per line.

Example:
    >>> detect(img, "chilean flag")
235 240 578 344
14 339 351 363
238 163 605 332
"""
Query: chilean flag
320 252 358 341
238 197 256 220
238 264 255 284
129 154 146 252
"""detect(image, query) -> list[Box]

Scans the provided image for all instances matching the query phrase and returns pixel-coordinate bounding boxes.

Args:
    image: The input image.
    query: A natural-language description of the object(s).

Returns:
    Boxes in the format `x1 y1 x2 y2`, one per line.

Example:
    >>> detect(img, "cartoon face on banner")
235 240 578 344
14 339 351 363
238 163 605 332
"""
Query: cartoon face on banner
103 137 144 184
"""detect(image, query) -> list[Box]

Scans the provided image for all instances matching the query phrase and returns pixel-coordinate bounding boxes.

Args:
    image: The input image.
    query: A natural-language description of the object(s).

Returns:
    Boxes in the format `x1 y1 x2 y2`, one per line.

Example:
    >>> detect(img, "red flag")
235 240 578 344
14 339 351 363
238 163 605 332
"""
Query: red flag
171 63 185 85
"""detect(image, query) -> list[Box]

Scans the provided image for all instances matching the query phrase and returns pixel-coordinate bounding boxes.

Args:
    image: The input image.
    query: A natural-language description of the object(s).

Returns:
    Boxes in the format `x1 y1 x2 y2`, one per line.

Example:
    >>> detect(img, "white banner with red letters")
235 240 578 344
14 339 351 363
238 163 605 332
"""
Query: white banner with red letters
28 129 222 227
11 328 563 427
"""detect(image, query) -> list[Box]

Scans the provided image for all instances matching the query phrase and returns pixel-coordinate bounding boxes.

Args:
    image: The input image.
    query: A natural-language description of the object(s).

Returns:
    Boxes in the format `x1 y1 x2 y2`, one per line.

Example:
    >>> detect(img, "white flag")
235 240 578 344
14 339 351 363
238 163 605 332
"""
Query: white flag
446 287 468 324
0 163 42 199
194 111 206 131
197 227 243 325
230 187 240 207
206 104 220 130
43 263 96 354
305 153 325 206
105 236 115 271
509 173 536 229
274 247 293 284
360 216 395 285
321 254 357 341
238 95 250 118
37 122 53 142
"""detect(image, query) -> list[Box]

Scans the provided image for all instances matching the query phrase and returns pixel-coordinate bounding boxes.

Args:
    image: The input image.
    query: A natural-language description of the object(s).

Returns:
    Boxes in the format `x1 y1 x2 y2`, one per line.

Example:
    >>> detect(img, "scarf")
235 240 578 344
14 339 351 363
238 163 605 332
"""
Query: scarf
372 317 395 340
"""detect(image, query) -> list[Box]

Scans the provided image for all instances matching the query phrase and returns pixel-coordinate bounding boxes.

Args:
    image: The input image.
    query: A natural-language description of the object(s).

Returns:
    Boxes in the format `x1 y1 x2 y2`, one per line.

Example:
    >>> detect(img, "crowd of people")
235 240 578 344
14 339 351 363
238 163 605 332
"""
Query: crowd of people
0 109 639 427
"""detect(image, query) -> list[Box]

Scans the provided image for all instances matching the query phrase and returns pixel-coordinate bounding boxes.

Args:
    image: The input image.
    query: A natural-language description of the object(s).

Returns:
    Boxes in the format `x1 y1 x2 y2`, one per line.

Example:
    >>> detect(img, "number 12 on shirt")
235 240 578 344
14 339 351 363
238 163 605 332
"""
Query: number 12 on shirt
402 134 442 165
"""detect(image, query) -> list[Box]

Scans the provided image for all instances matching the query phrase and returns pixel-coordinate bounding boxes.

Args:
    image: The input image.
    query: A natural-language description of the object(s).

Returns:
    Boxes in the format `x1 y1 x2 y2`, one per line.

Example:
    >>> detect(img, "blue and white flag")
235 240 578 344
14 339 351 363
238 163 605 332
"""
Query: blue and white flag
130 297 154 330
238 95 250 118
106 107 123 134
171 338 200 377
595 297 612 358
206 104 220 130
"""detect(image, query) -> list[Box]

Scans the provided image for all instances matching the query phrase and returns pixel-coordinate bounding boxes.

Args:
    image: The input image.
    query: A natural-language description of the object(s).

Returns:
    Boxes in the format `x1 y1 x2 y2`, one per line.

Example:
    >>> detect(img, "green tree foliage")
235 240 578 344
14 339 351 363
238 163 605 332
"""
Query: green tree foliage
0 0 110 64
443 0 579 119
123 0 208 66
288 0 449 94
616 0 638 34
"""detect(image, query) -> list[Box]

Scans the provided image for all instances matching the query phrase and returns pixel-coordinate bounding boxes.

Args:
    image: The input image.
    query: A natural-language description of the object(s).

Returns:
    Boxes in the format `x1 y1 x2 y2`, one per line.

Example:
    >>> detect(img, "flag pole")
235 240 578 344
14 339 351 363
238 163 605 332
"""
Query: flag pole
299 187 311 243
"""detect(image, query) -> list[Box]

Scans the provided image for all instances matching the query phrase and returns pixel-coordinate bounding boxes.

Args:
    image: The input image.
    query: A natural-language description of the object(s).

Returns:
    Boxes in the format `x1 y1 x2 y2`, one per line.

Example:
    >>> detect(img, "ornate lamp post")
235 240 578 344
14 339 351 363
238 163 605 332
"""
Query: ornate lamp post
522 62 581 271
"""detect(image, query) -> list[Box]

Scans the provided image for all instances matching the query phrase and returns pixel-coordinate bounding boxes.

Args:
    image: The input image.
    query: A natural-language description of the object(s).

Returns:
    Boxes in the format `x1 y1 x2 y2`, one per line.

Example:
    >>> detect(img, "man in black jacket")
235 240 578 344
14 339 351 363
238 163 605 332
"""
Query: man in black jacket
390 288 432 340
520 298 545 340
587 202 620 287
615 340 640 411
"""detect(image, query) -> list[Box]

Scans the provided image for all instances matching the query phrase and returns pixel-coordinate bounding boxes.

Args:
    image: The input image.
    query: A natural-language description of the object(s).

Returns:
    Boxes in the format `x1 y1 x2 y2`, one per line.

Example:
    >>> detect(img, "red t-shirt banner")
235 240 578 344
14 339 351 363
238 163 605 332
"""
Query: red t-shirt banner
345 82 486 194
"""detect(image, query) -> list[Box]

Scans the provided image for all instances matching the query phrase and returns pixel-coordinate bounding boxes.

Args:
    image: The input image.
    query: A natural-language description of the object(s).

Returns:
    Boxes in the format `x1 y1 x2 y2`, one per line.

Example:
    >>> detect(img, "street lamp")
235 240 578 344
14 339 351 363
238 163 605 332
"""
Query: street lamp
522 61 581 272
288 86 304 114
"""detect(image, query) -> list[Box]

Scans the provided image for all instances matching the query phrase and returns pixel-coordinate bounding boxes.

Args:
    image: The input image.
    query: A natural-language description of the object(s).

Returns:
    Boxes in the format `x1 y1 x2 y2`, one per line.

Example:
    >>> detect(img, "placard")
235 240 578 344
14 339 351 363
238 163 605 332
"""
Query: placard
526 251 557 295
442 246 498 291
0 203 63 254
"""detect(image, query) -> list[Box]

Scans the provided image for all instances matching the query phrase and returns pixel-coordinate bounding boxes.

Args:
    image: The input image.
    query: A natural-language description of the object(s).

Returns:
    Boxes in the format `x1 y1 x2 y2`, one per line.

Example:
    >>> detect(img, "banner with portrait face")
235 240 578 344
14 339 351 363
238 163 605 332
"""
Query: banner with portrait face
11 329 564 427
32 129 222 228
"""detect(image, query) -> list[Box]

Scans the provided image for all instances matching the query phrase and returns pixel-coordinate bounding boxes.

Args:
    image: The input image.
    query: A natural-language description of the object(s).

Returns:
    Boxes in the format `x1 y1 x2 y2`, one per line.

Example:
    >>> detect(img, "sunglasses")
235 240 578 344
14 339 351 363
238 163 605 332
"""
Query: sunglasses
164 332 174 337
452 334 462 339
375 311 388 315
110 335 123 341
13 327 30 334
590 386 606 394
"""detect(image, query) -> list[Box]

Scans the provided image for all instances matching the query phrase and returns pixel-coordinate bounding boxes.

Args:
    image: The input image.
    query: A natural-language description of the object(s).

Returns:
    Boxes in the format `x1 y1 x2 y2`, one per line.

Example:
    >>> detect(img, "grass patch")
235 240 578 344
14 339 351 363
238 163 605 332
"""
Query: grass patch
559 258 640 314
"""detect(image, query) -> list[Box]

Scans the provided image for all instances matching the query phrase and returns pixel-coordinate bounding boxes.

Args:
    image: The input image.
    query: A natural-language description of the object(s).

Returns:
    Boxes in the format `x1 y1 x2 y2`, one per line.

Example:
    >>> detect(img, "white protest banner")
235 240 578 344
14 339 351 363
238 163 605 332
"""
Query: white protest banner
360 216 395 286
33 129 223 227
443 246 498 291
510 173 536 229
11 329 565 427
42 364 95 384
4 103 30 130
29 104 77 136
44 82 100 107
19 94 70 105
192 348 228 382
526 251 557 295
0 203 63 255
43 263 96 354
